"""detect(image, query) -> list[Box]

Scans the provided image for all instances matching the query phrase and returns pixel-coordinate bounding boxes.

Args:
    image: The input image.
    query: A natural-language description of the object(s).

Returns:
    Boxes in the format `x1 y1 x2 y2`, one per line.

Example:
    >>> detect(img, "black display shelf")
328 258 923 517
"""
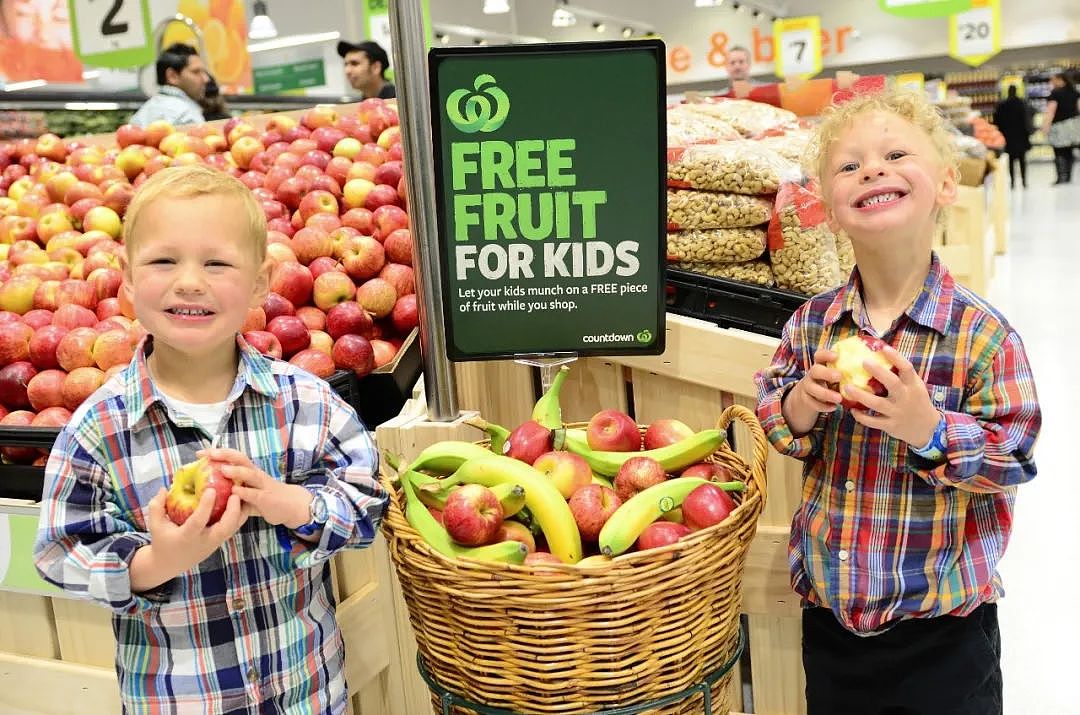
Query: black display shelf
665 267 808 338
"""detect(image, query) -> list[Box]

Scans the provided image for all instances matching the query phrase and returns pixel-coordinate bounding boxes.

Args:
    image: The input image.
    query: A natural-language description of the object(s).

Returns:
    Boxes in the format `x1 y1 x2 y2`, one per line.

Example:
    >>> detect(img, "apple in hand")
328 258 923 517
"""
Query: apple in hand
682 483 736 531
613 456 667 503
643 419 695 451
586 409 640 452
532 450 592 499
442 483 504 546
165 457 235 526
829 334 898 410
568 484 621 542
635 521 691 551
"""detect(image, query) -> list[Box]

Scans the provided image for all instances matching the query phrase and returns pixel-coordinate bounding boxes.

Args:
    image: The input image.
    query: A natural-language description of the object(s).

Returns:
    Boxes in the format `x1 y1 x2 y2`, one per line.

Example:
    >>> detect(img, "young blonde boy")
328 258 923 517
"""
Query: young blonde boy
755 89 1041 714
34 165 387 714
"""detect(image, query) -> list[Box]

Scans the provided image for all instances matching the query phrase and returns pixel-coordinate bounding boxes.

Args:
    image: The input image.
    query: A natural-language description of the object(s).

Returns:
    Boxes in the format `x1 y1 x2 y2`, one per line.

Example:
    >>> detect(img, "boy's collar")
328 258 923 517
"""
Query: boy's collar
823 252 953 336
124 334 279 428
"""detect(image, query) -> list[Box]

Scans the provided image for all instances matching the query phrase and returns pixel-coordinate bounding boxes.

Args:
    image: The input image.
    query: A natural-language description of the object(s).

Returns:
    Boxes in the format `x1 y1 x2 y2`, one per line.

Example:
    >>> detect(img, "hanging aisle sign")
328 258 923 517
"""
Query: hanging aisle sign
948 0 1000 67
68 0 155 69
430 41 667 361
879 0 972 18
773 16 823 80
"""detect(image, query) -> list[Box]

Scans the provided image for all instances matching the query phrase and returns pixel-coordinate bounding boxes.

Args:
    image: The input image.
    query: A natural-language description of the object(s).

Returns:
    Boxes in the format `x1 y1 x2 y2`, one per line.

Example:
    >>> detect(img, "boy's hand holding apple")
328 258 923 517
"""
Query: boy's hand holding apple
842 344 941 449
199 447 314 530
782 348 844 436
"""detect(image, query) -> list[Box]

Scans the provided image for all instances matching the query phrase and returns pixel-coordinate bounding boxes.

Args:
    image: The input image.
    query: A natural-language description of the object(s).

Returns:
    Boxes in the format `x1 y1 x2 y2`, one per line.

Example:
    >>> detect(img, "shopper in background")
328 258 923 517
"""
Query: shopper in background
723 45 753 93
993 84 1033 189
337 39 396 99
131 43 208 127
1043 72 1080 185
32 165 388 713
756 88 1040 715
199 74 231 121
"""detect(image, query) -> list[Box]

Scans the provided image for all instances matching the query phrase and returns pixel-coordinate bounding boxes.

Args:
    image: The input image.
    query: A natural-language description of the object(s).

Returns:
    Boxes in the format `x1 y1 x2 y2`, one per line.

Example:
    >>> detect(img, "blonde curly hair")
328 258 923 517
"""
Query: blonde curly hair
806 87 960 192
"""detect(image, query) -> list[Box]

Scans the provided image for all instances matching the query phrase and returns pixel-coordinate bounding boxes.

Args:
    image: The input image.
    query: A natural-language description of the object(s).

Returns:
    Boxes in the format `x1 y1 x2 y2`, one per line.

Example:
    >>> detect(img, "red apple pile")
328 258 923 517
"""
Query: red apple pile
0 99 419 462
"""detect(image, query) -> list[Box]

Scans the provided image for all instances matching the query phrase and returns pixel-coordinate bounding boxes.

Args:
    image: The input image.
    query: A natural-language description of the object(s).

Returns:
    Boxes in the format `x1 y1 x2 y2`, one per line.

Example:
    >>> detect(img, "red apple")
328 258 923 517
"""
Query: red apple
312 271 357 311
643 419 696 451
165 457 235 526
504 420 553 465
311 126 346 154
338 236 385 280
86 268 123 303
523 551 564 568
241 306 266 333
533 450 593 499
115 124 147 148
243 330 283 359
266 315 310 358
346 161 377 183
383 228 413 265
568 484 622 542
300 106 339 131
325 156 354 186
586 409 640 452
680 462 737 480
363 183 400 211
370 338 397 368
22 308 54 330
56 326 99 371
829 334 898 410
289 348 336 379
52 303 98 330
325 301 374 340
308 330 333 356
372 204 409 240
26 368 66 410
373 160 403 187
331 334 374 377
29 324 67 369
390 294 419 335
92 329 135 371
614 456 667 503
492 520 536 552
309 256 345 280
0 320 33 363
442 483 504 546
261 292 295 322
342 178 375 210
0 360 36 409
635 522 692 551
297 190 338 225
379 263 414 298
275 176 311 211
290 227 334 266
32 405 71 428
292 306 324 333
682 483 736 531
356 278 397 318
0 410 38 463
269 261 314 308
340 207 375 234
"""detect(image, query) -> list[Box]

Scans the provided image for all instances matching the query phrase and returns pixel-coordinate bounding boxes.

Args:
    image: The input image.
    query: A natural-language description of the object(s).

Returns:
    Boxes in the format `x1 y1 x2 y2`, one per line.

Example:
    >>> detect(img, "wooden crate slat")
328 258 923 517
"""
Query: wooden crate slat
747 615 806 715
560 359 627 423
629 368 725 431
51 597 114 668
0 652 121 713
453 361 535 430
0 591 59 660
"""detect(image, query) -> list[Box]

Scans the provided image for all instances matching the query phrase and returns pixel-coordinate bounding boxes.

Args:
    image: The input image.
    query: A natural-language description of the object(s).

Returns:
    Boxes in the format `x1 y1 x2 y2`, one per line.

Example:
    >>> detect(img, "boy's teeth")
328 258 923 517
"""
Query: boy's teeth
171 308 211 316
861 192 900 207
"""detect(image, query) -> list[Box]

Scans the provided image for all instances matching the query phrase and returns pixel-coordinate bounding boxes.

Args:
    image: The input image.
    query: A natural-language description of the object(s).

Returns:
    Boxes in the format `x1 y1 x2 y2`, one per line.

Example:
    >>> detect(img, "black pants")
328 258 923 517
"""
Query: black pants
1005 150 1027 188
802 603 1002 715
1054 146 1074 183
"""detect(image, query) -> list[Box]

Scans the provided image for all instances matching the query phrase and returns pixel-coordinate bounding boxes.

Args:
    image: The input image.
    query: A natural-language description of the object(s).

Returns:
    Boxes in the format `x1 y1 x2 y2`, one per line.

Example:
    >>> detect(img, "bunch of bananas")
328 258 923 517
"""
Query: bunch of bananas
386 365 745 567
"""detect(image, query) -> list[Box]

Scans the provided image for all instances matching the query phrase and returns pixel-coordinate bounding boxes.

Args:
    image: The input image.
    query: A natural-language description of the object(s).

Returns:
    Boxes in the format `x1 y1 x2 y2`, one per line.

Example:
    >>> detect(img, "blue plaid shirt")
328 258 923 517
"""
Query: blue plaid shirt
34 336 387 714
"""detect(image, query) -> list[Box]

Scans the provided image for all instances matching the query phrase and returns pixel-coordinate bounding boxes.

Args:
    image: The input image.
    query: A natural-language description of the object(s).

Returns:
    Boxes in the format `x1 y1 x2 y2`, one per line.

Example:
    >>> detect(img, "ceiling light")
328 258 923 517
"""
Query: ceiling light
621 26 633 38
552 1 576 27
248 1 277 40
695 0 720 6
3 79 47 91
592 21 605 33
247 31 339 53
483 0 510 13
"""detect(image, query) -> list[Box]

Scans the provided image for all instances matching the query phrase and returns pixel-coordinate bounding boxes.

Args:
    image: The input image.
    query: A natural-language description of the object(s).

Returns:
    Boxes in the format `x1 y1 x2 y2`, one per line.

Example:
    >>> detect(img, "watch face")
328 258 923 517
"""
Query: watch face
312 493 329 523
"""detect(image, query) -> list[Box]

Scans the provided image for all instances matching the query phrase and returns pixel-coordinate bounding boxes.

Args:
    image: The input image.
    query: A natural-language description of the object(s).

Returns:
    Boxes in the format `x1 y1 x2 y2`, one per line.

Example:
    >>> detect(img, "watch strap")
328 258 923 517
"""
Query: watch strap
912 412 948 461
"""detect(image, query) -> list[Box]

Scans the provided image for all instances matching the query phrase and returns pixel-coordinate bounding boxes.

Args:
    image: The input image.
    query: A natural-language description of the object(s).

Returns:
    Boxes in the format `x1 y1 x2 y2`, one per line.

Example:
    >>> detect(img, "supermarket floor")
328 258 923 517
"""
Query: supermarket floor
989 161 1079 715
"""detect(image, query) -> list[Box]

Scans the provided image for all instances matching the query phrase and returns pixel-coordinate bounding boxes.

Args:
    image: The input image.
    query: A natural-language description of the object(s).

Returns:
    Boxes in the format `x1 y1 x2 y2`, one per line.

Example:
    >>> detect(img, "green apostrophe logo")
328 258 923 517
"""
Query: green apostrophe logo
446 74 510 134
636 329 653 344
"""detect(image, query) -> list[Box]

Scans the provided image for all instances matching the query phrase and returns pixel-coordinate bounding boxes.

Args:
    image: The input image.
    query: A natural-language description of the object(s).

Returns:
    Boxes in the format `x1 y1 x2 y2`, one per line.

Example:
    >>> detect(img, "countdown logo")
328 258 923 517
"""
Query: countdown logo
447 74 510 134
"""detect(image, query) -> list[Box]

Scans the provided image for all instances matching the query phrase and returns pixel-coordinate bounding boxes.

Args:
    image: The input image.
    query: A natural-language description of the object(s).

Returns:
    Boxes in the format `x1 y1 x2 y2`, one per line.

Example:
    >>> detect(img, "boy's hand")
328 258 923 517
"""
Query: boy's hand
134 486 248 590
783 348 843 436
844 346 941 447
200 448 313 530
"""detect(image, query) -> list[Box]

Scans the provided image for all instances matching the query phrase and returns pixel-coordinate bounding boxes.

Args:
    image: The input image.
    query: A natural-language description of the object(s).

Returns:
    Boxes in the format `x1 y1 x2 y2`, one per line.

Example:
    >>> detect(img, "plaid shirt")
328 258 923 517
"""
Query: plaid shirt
34 336 387 714
755 254 1040 634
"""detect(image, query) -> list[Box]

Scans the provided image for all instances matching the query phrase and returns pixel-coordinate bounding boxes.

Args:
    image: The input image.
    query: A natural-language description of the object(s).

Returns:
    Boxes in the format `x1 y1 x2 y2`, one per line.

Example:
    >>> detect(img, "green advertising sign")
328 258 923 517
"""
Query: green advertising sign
878 0 972 18
0 511 59 596
253 60 327 94
430 41 667 360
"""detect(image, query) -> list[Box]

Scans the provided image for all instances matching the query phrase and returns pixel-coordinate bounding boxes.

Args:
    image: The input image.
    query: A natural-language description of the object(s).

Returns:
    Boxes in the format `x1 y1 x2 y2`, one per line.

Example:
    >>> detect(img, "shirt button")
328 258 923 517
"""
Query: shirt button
232 598 245 611
246 666 258 682
838 549 850 561
845 480 856 492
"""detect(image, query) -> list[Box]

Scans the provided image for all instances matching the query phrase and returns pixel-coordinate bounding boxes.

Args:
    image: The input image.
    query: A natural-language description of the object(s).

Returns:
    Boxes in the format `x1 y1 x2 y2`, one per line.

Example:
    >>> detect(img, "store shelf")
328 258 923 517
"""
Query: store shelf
665 268 808 338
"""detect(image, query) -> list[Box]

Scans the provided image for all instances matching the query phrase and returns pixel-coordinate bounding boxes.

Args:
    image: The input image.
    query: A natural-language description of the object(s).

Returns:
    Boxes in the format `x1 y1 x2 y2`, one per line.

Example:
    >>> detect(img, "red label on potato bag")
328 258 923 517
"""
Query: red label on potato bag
667 178 692 189
667 221 681 232
667 147 687 164
768 182 827 251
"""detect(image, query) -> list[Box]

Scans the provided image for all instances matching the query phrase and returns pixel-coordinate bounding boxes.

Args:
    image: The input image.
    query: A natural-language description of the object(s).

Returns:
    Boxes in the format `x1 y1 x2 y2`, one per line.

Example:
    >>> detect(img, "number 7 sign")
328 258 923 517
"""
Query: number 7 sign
773 16 823 80
68 0 155 69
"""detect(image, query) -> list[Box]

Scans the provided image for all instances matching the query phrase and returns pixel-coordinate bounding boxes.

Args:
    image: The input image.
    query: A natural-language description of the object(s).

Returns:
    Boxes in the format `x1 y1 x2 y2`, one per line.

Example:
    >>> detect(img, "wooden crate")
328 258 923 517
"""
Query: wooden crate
934 184 995 296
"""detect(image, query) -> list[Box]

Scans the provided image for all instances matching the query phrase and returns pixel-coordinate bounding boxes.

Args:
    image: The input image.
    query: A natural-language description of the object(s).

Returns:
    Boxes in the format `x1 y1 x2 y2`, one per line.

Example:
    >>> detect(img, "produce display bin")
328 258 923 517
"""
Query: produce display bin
666 267 808 338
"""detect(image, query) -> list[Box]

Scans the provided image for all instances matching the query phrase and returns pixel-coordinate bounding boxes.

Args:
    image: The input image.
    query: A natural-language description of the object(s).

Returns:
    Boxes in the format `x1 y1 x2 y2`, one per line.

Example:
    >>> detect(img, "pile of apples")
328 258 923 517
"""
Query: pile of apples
0 98 419 465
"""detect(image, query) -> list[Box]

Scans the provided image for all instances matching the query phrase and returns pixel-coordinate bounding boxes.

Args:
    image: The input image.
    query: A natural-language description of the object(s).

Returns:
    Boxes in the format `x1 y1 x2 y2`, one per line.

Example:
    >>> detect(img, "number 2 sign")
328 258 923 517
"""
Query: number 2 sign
68 0 155 69
949 0 1000 67
773 16 822 80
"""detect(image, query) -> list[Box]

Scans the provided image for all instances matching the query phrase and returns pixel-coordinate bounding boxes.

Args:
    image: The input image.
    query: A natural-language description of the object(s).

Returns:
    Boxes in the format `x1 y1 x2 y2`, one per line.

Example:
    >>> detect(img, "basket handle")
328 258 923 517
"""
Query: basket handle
717 404 768 508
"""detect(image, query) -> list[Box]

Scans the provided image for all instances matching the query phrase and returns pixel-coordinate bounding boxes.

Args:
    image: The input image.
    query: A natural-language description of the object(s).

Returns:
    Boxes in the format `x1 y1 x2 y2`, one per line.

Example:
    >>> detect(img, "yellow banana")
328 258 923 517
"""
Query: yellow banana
557 428 726 478
591 474 614 489
598 477 709 557
410 472 526 516
442 455 584 564
406 440 495 475
399 470 527 564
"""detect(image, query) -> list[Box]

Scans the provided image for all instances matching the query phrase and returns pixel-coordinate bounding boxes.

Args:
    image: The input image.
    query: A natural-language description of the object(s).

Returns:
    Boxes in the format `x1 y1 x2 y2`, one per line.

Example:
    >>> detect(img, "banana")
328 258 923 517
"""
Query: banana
406 440 495 475
591 474 614 489
556 428 727 478
598 477 714 557
441 454 584 564
465 416 511 455
531 365 570 430
398 470 527 564
410 472 526 516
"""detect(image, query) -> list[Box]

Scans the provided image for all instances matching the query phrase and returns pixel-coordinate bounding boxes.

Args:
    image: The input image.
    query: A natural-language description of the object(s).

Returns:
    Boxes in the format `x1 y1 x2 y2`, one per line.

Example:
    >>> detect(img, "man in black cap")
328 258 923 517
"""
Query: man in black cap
337 40 396 99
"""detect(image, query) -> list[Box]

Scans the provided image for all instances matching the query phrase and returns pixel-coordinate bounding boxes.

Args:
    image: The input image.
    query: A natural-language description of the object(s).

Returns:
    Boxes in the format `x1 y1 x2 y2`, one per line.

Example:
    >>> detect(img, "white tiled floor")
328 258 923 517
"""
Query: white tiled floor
988 161 1080 715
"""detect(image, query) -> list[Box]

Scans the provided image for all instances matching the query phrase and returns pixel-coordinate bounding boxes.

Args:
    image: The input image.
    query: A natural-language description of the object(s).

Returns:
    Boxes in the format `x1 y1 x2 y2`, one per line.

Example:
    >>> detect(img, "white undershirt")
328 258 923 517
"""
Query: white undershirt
160 394 229 439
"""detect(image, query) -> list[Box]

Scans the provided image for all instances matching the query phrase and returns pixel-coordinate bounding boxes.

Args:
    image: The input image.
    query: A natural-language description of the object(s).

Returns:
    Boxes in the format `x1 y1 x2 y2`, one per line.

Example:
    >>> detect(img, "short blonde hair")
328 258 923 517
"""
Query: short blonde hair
806 87 960 190
123 165 266 262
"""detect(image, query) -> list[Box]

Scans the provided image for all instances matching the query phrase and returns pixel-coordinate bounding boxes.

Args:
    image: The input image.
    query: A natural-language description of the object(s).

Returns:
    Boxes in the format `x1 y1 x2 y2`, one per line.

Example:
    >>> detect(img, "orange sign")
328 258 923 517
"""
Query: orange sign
0 0 82 82
165 0 252 92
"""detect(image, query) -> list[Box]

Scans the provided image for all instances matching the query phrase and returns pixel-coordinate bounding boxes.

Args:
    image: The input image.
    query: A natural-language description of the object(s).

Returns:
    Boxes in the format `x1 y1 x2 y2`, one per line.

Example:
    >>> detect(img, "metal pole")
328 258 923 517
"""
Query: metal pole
387 0 458 421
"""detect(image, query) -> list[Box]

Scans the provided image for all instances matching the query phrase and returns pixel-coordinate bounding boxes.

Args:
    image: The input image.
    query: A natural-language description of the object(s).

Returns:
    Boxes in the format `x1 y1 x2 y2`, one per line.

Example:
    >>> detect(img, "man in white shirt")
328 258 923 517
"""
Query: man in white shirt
131 44 209 127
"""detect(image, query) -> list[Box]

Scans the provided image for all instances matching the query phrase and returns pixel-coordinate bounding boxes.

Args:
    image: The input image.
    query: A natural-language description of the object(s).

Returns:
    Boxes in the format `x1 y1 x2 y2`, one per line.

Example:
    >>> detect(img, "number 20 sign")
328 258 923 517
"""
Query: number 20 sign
949 0 1000 67
68 0 155 69
773 16 823 80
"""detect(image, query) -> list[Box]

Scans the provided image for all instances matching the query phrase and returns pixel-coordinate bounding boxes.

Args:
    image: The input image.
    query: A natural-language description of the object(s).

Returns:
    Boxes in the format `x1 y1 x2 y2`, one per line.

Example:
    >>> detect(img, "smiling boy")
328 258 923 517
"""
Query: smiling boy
755 89 1041 714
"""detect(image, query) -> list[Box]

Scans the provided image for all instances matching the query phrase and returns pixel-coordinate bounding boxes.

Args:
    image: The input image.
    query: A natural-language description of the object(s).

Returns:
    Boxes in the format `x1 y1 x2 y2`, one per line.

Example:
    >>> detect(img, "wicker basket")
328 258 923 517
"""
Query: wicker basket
381 405 768 714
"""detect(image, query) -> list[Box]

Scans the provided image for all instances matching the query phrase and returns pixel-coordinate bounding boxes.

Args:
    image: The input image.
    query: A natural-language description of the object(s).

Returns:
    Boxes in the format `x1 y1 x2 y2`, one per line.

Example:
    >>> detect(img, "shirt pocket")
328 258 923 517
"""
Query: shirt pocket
926 384 966 413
